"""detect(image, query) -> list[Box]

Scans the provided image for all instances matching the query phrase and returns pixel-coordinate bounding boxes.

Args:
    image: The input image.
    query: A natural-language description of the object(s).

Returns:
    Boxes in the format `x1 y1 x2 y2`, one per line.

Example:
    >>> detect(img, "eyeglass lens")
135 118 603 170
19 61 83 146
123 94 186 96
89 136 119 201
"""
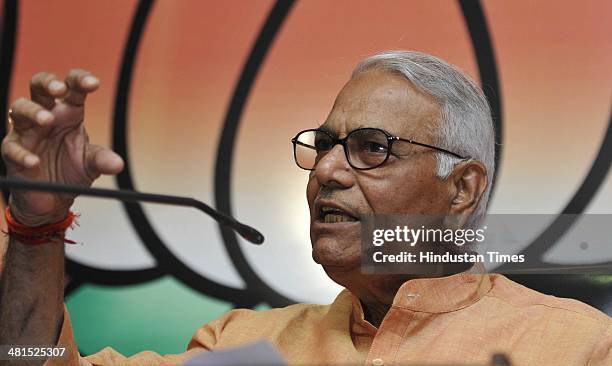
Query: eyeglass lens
294 129 390 170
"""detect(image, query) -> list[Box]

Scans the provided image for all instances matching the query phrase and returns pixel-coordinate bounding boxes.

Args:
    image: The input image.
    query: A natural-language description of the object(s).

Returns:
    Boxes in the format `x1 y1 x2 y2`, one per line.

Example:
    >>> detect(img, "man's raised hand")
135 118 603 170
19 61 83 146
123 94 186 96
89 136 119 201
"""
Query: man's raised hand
1 69 124 226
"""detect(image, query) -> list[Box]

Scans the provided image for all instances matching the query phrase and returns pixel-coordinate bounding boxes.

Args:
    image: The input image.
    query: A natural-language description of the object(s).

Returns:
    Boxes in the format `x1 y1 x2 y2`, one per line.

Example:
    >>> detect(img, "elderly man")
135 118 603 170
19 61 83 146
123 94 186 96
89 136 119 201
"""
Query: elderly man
0 51 610 366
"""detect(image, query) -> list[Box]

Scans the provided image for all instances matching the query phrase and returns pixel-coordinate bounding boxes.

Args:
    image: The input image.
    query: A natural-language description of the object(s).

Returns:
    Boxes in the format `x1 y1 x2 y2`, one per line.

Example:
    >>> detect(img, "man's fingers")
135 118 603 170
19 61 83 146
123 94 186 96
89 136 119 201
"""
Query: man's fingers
1 136 40 169
85 145 124 180
30 72 67 109
9 98 54 131
63 69 99 107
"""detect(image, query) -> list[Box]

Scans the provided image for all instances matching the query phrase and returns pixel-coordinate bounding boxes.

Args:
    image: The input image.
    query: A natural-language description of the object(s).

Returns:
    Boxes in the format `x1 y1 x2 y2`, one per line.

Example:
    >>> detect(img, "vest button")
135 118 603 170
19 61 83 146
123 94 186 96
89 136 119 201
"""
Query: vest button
372 358 384 366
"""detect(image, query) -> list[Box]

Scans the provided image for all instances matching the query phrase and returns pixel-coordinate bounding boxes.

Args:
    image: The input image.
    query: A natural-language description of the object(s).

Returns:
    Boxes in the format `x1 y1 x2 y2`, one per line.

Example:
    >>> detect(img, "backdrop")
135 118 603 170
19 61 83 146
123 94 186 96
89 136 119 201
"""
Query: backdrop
0 0 611 356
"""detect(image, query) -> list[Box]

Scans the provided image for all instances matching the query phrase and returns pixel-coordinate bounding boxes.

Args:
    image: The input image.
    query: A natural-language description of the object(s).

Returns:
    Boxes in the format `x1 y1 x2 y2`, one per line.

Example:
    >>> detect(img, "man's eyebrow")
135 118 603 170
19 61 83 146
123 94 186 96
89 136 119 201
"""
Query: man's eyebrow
317 123 369 134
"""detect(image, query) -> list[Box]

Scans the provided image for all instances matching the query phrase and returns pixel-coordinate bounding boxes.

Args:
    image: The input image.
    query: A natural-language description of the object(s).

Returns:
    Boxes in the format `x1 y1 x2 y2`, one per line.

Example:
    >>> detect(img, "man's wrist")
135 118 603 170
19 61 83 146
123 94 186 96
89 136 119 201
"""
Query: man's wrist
8 198 72 227
4 205 77 246
8 209 70 227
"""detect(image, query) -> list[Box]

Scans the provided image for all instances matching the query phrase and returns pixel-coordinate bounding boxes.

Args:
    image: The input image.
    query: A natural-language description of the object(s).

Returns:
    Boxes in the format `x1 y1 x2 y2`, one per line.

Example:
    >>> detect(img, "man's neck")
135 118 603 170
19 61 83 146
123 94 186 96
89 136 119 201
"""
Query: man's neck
349 276 407 328
361 299 391 328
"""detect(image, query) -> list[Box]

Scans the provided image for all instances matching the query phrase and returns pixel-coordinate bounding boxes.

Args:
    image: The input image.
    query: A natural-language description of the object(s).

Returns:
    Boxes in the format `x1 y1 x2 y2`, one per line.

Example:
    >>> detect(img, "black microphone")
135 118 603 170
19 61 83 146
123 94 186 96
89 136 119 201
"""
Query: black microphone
0 177 264 245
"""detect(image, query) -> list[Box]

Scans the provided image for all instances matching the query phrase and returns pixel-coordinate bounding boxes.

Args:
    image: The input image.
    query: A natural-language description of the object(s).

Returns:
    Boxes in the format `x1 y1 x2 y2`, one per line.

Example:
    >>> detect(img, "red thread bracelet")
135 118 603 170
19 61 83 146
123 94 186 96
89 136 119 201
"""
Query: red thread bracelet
3 207 78 245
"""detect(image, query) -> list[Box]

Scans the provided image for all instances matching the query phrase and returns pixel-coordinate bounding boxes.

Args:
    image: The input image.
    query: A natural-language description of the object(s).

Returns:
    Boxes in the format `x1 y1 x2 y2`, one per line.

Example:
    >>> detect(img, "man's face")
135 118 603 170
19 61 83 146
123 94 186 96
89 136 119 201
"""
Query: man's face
307 69 451 273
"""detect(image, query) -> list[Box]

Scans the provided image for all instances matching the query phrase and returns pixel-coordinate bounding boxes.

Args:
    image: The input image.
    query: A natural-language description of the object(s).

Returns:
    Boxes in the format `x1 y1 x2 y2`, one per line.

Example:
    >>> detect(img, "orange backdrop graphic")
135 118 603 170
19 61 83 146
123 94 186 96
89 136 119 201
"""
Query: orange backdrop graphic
0 0 611 356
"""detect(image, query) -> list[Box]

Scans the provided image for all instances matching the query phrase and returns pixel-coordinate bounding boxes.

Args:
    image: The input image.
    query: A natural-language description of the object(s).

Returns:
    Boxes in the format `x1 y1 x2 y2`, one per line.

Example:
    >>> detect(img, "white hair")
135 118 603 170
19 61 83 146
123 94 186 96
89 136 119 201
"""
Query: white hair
352 50 495 228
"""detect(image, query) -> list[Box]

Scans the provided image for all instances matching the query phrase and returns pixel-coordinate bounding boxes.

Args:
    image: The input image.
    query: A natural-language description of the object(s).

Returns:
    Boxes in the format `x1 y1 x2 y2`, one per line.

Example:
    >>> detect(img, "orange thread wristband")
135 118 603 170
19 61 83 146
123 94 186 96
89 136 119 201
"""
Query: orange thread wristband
3 207 78 245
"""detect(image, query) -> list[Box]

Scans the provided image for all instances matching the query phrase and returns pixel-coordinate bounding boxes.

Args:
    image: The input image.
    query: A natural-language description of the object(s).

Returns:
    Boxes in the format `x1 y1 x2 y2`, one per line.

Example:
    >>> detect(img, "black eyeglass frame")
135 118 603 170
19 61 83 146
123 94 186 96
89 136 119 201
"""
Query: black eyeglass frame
291 127 468 171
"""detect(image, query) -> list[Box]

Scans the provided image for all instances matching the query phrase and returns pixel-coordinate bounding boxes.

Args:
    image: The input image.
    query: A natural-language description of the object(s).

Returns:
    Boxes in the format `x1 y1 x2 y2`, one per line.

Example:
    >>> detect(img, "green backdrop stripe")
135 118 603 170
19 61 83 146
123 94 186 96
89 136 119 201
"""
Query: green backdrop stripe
66 277 234 356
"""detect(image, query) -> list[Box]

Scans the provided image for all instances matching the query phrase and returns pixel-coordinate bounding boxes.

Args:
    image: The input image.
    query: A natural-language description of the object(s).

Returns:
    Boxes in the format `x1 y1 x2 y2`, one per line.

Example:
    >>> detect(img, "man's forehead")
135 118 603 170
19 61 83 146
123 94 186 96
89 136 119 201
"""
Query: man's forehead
320 69 440 138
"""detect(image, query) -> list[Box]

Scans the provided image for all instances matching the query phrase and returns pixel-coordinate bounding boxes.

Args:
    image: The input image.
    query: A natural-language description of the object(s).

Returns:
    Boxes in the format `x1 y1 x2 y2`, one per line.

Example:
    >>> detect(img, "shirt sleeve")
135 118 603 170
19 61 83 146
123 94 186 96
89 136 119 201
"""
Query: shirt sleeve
43 305 219 366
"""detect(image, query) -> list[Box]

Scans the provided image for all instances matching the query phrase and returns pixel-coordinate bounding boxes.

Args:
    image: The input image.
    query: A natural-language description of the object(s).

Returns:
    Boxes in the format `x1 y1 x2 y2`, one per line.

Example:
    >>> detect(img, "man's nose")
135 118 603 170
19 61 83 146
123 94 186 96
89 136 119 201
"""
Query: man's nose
313 144 354 188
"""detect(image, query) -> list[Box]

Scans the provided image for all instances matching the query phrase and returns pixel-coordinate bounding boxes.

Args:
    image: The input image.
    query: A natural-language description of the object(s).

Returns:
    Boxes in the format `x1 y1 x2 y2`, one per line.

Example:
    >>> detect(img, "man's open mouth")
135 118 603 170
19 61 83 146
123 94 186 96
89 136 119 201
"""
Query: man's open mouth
320 207 359 223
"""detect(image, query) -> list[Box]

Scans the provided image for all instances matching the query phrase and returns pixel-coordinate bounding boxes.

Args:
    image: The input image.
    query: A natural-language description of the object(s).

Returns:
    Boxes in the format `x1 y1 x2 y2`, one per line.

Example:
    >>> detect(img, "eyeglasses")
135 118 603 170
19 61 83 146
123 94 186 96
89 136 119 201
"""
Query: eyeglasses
291 127 467 171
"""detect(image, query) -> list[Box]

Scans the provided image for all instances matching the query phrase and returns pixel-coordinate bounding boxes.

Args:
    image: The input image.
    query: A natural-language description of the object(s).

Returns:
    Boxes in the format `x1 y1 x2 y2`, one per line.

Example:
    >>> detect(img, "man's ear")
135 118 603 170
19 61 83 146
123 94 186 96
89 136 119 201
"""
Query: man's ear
448 160 488 224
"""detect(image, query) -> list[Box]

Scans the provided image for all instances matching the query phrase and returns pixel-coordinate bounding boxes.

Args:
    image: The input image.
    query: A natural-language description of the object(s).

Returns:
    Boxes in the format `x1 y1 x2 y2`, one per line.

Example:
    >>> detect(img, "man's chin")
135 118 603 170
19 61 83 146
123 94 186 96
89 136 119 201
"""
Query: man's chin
312 253 361 271
310 220 361 259
311 240 361 271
